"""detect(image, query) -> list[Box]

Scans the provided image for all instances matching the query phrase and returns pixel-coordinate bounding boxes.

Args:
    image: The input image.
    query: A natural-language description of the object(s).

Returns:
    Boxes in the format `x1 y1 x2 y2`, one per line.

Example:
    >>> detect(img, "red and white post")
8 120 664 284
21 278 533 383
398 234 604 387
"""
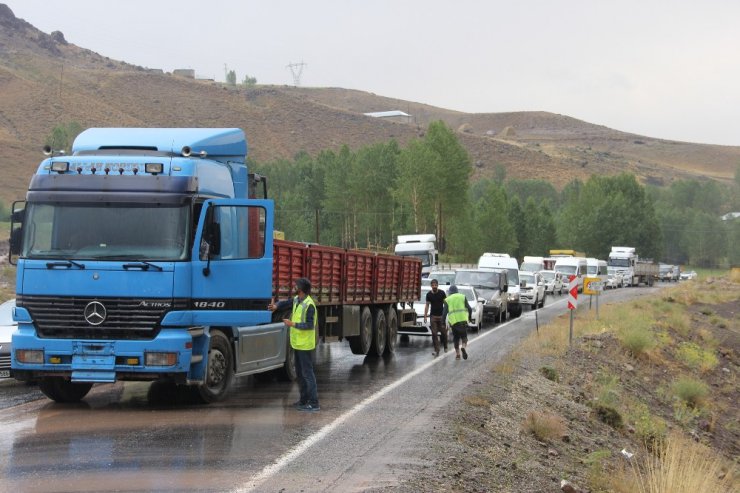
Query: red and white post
568 275 578 346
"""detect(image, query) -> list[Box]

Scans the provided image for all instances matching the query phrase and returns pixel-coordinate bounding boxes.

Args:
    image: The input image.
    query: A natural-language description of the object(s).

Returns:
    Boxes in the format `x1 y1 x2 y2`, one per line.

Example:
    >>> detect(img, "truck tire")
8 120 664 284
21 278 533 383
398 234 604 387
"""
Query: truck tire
539 294 546 308
38 377 93 403
195 330 233 403
384 307 398 355
348 306 373 355
369 307 387 357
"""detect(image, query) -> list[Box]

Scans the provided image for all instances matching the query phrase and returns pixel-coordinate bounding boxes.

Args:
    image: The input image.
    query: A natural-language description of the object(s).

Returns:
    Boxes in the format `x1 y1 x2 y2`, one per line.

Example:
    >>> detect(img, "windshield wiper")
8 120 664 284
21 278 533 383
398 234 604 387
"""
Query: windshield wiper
122 261 163 272
46 260 86 270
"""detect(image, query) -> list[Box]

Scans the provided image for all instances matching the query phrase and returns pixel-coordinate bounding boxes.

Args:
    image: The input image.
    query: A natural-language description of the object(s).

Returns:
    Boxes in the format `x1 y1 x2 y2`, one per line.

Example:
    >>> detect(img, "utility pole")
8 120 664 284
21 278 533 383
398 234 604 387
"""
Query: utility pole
286 61 307 86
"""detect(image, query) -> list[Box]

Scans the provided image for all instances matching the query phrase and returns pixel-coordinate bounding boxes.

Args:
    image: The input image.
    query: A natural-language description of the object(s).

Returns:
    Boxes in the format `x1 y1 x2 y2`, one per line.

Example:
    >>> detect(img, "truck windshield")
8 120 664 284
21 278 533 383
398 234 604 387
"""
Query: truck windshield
22 203 190 261
399 251 431 267
608 258 630 268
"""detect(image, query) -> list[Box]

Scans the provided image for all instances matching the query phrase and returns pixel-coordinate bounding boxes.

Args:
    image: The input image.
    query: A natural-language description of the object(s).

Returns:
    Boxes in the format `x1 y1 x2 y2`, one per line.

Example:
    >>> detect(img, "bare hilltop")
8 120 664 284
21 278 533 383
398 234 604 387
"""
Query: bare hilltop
1 3 739 204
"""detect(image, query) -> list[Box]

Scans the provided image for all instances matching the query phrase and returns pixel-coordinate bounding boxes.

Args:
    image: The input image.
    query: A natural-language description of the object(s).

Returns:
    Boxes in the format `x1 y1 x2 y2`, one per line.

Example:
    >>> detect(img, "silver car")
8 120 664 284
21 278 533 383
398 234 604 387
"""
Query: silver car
0 299 17 378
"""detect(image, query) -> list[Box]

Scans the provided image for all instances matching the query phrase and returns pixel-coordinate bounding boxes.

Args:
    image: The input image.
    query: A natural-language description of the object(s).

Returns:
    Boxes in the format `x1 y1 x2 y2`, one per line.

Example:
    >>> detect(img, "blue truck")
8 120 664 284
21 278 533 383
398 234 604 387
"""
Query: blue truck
8 128 420 403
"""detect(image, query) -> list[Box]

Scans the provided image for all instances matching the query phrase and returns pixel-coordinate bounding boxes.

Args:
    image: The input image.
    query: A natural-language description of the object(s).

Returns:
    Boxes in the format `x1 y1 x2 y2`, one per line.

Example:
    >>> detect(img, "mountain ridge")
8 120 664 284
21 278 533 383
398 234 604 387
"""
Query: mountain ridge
0 4 738 204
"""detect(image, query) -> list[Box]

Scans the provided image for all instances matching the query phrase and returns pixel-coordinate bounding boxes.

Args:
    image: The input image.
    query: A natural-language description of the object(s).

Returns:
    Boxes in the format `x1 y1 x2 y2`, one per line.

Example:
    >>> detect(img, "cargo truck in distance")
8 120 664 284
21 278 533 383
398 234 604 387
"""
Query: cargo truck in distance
607 246 658 287
9 128 422 404
394 234 438 278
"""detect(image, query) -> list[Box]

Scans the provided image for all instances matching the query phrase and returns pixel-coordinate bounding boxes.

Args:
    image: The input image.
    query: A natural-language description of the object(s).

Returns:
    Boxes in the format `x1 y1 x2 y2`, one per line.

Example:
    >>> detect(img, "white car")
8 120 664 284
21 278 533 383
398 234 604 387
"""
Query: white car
519 271 546 309
605 273 622 289
455 284 485 332
401 285 449 337
680 270 697 281
0 299 17 378
421 270 456 288
539 270 564 295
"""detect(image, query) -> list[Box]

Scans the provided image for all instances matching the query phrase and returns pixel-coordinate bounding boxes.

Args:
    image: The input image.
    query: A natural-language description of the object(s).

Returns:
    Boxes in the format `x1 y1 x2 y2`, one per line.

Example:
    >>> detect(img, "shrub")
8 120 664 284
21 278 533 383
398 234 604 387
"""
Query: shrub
629 402 667 448
676 342 718 373
463 395 489 407
522 411 566 442
618 326 656 357
624 431 734 493
672 377 709 408
593 403 623 429
539 366 559 382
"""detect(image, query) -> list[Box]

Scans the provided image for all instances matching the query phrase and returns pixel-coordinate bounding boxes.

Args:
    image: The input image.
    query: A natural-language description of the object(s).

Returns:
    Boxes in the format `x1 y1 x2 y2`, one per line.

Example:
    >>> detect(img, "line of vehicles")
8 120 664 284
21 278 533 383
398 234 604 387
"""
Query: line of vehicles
0 128 698 396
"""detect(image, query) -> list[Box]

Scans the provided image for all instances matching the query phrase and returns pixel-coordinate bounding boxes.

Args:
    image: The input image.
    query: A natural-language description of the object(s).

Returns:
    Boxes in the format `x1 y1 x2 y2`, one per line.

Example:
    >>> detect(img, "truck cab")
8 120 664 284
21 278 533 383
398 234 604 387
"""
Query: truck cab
394 234 438 277
9 128 285 403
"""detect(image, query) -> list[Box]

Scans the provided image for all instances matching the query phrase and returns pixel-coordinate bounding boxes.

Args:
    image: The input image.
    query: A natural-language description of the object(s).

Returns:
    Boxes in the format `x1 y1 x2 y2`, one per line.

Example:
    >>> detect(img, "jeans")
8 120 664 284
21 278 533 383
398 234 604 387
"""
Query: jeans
294 349 318 406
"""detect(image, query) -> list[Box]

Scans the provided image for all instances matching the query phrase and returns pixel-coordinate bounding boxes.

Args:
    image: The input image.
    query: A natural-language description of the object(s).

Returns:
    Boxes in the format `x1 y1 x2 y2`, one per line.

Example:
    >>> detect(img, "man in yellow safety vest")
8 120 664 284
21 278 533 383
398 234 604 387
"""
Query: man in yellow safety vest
443 285 472 360
268 277 320 412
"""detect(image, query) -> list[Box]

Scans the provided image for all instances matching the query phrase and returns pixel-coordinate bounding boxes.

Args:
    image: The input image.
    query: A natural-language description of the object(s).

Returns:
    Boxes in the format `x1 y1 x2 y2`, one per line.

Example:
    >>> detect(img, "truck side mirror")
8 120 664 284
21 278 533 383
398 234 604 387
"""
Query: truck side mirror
8 201 25 265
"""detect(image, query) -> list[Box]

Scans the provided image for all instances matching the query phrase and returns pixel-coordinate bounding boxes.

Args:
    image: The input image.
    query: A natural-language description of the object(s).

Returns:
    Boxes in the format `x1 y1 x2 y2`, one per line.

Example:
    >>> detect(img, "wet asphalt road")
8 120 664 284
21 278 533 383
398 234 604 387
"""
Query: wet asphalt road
0 286 660 492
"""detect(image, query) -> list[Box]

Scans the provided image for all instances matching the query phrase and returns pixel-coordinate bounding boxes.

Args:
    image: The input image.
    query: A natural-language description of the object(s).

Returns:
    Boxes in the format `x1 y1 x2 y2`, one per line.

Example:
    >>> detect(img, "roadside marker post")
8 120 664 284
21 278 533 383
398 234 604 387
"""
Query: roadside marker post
568 275 578 346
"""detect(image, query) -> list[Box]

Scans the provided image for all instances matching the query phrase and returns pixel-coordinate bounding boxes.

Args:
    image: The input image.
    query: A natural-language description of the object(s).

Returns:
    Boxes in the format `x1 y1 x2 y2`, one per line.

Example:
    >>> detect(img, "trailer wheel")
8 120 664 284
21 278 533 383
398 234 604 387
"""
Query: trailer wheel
195 330 233 403
369 308 387 357
38 377 93 403
384 307 398 355
348 306 373 355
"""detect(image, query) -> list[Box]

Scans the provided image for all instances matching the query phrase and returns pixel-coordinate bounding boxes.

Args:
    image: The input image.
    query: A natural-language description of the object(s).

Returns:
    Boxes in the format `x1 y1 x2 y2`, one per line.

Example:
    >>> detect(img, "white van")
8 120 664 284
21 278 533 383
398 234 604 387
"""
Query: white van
586 258 608 284
520 256 545 273
477 253 522 318
554 256 587 292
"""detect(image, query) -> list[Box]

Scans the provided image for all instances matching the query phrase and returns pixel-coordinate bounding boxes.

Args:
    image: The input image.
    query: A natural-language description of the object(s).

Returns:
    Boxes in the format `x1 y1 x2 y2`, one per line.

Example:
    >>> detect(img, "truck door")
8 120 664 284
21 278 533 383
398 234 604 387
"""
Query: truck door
192 199 286 372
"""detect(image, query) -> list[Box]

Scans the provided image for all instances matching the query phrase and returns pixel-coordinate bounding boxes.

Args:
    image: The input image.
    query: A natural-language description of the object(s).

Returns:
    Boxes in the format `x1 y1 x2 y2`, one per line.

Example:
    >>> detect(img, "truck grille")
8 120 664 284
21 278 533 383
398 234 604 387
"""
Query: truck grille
17 295 189 340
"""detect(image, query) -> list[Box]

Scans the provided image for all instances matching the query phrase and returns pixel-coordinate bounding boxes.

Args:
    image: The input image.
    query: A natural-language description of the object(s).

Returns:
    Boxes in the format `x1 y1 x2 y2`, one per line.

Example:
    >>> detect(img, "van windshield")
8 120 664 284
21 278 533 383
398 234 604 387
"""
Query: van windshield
455 271 500 289
557 265 578 275
520 262 542 272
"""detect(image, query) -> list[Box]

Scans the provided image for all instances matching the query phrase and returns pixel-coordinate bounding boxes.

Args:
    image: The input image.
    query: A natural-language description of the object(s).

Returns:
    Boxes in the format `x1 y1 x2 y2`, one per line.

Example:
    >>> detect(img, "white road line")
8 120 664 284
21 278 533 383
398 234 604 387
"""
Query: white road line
232 317 512 492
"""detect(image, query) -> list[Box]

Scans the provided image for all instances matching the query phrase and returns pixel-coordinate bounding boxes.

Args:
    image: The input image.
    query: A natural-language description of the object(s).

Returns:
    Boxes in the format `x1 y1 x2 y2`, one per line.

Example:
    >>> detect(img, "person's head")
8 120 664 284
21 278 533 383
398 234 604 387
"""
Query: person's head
448 284 458 295
295 277 311 296
430 279 438 291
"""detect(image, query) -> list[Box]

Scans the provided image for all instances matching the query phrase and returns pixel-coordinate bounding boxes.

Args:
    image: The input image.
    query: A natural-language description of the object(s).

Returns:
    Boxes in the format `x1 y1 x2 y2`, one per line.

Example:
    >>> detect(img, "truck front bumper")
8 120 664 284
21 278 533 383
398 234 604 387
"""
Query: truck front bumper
11 327 194 383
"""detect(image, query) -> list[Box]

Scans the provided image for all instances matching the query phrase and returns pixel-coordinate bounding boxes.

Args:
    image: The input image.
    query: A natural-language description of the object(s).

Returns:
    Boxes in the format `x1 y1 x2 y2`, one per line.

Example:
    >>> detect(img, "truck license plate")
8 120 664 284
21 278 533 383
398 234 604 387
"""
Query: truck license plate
0 370 10 378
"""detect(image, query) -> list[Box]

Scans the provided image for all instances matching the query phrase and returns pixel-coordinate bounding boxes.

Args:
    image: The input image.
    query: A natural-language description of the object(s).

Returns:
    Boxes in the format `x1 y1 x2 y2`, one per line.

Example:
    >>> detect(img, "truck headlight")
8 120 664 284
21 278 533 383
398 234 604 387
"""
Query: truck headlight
16 349 44 364
508 293 519 302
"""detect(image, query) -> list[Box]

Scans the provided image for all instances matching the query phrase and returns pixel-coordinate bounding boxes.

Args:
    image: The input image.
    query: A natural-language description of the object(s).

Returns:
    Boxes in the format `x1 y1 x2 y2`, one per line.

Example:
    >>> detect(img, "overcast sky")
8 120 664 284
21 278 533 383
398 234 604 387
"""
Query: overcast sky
6 0 740 146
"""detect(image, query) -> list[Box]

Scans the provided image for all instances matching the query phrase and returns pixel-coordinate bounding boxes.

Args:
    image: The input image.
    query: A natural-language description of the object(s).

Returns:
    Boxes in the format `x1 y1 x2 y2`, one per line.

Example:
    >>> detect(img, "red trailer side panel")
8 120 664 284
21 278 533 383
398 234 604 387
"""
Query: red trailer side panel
399 258 422 302
273 240 307 301
373 254 401 303
306 245 344 305
345 250 374 303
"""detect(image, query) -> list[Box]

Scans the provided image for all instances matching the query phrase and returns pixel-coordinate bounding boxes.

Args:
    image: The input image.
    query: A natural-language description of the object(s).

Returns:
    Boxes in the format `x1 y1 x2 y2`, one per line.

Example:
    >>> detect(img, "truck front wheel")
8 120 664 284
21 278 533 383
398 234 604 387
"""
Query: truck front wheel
38 377 93 403
195 330 234 403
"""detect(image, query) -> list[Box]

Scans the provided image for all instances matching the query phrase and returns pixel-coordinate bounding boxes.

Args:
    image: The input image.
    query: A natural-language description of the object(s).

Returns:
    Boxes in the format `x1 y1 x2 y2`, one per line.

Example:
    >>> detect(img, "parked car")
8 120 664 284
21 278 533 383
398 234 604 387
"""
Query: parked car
680 270 697 281
421 270 456 287
0 299 17 378
519 271 546 309
456 284 485 332
539 270 564 295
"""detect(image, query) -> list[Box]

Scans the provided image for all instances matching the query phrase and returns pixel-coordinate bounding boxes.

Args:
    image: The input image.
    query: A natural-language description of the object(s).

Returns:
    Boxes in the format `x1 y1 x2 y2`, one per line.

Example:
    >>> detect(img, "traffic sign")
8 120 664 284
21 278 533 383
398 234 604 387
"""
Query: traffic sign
583 277 603 295
568 275 578 310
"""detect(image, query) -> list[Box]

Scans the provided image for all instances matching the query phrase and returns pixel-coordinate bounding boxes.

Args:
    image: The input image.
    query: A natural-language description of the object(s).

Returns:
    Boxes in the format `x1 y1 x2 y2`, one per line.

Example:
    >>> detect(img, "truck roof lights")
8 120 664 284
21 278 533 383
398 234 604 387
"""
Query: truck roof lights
50 162 69 173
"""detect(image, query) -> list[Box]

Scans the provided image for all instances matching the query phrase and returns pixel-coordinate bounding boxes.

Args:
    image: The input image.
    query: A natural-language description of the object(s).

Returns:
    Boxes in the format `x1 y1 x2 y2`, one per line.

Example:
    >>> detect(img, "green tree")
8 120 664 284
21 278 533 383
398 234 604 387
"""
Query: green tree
45 121 83 154
226 70 237 85
242 74 257 87
473 181 517 255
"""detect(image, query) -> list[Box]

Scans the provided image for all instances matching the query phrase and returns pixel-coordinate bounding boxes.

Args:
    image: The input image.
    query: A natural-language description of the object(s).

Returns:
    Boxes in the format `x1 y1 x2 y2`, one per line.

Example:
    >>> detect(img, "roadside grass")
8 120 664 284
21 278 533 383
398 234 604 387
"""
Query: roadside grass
522 410 566 442
0 264 16 301
488 276 738 491
616 431 735 493
0 221 8 242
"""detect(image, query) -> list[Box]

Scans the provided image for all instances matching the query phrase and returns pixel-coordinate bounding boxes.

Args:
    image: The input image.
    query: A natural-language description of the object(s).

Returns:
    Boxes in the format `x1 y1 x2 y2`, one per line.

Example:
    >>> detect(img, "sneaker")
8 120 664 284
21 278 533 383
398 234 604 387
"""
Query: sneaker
444 346 449 352
432 351 439 357
455 355 461 360
297 403 320 412
292 401 305 408
461 347 468 360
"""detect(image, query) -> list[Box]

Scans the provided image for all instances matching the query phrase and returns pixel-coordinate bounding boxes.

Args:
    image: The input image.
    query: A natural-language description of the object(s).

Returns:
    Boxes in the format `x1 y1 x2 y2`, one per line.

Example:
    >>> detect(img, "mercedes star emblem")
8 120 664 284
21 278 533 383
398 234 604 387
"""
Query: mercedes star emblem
84 301 107 325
